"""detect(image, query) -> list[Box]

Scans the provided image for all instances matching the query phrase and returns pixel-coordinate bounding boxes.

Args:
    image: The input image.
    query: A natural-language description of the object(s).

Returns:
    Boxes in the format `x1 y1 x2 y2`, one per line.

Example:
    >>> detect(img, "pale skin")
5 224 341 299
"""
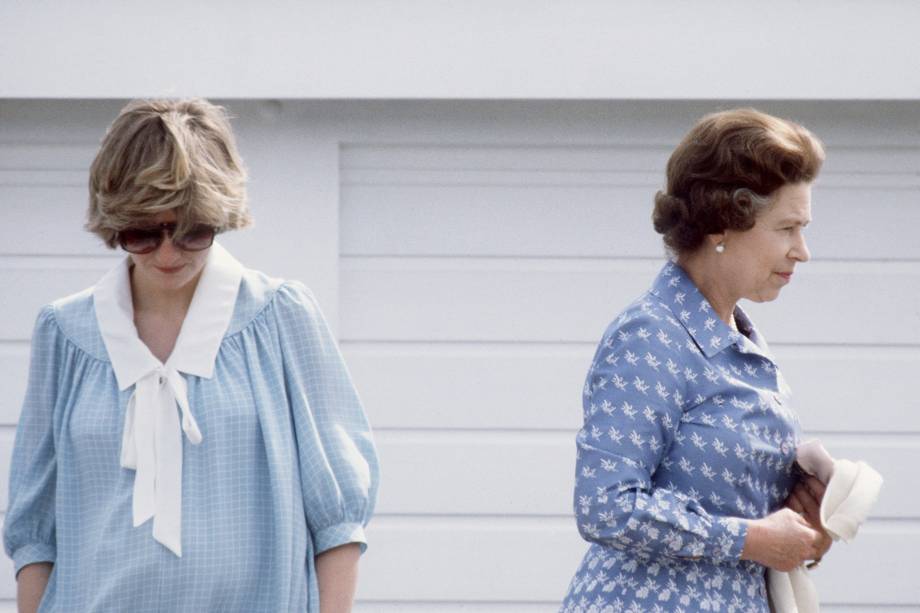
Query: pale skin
18 210 361 612
678 182 833 572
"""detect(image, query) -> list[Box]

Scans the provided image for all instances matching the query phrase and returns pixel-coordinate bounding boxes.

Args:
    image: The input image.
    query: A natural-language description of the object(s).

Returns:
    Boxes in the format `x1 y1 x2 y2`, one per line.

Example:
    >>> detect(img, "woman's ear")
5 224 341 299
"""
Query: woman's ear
705 232 726 251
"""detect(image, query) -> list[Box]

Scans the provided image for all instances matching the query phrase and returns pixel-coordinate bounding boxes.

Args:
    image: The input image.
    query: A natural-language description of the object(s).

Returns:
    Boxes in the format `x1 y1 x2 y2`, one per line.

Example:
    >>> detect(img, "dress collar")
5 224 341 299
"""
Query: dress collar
93 241 244 389
649 260 772 361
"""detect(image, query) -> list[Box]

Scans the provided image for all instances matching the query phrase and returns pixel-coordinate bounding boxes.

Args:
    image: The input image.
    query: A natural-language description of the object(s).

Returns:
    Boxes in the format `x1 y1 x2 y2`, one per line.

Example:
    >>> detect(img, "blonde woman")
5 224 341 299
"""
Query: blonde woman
5 99 379 612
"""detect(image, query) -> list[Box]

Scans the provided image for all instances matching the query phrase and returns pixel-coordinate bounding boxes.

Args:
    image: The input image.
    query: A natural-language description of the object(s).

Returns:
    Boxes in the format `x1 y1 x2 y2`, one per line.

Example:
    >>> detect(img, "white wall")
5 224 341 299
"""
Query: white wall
1 100 918 611
2 1 920 99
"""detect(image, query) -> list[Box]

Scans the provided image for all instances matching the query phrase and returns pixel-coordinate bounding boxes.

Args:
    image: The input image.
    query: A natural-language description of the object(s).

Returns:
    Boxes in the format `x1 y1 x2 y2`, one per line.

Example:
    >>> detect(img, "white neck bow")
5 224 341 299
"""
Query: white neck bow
93 242 243 556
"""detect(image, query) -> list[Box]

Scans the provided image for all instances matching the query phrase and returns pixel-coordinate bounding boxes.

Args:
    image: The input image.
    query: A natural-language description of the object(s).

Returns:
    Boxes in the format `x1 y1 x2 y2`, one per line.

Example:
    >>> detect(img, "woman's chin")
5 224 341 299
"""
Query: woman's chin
747 288 783 304
138 266 199 292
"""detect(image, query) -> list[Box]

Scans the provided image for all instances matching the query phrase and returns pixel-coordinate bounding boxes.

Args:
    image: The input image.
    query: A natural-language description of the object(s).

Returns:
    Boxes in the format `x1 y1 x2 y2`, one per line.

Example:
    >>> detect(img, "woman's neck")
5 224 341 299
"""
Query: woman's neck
676 252 739 329
129 264 202 318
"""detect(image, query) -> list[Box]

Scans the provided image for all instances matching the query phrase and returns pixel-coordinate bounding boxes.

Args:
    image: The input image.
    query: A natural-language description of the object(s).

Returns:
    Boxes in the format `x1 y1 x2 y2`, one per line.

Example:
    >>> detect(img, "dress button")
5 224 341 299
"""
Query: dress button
158 375 166 385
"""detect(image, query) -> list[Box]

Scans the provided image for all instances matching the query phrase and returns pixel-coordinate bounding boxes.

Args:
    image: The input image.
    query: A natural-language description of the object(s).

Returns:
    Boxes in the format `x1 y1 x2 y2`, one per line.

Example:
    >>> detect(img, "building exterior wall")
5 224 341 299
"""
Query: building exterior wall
0 99 917 611
2 2 920 99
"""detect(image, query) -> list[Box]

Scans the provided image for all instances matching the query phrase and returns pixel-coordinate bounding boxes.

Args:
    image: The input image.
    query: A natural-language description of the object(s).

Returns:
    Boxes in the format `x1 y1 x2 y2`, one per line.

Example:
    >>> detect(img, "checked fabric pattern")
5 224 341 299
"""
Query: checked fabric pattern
5 270 379 612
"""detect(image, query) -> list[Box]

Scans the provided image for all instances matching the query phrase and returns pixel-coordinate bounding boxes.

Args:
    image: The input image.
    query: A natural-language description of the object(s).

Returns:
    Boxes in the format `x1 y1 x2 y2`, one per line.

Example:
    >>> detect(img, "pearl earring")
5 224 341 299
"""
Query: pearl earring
715 243 725 253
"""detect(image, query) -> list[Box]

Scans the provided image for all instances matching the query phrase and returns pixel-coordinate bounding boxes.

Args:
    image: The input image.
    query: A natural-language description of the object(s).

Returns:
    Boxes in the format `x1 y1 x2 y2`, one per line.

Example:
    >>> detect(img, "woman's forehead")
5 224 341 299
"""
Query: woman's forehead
131 209 180 226
762 183 812 222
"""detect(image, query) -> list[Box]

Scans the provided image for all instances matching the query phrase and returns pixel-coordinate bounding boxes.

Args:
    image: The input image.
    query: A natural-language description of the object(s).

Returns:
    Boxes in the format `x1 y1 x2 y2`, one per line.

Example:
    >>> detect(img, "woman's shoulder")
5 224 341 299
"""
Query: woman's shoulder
37 286 109 362
595 290 697 360
227 268 323 336
605 291 690 338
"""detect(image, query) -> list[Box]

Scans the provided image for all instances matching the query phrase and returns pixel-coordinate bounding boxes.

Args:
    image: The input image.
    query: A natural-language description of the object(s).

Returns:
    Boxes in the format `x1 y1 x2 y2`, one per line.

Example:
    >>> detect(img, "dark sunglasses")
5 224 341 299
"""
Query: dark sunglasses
117 222 217 254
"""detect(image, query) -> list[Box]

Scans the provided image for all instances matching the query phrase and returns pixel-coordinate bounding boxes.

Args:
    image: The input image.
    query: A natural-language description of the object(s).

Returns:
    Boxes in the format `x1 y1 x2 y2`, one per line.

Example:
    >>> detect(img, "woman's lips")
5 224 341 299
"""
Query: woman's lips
155 265 185 274
776 272 793 282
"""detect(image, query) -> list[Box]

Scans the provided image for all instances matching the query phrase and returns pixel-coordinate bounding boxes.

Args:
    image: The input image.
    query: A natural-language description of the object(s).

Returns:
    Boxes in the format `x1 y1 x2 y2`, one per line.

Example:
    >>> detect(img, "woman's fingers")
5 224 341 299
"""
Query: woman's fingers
807 526 831 560
756 508 831 571
801 486 821 516
785 492 805 514
795 476 832 560
804 475 826 501
796 480 827 519
790 485 820 520
816 531 833 558
794 517 825 564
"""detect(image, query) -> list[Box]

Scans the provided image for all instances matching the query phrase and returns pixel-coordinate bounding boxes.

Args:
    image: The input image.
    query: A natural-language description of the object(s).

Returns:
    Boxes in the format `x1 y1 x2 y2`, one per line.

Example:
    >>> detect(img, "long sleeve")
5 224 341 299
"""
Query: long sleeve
4 306 62 576
574 314 747 564
274 282 380 555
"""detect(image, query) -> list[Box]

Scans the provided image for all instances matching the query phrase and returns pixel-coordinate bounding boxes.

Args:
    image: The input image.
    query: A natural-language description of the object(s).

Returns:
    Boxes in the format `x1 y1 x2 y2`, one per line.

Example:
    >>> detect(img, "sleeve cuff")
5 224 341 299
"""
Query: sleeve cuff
12 543 56 577
313 521 367 555
711 517 749 563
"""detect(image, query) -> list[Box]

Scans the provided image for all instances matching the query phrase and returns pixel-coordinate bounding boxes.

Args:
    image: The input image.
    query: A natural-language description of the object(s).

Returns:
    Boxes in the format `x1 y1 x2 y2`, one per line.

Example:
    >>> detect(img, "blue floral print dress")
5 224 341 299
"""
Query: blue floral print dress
561 261 802 613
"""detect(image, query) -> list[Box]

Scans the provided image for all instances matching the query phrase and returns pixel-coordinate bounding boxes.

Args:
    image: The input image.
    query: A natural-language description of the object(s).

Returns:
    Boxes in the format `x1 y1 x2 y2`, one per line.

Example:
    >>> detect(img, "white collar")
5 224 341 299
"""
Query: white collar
93 241 243 556
94 241 244 389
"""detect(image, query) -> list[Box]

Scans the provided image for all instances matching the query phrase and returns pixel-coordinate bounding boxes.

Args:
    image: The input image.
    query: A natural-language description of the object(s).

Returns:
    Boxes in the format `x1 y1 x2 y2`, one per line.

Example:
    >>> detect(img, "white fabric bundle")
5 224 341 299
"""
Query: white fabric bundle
767 439 884 613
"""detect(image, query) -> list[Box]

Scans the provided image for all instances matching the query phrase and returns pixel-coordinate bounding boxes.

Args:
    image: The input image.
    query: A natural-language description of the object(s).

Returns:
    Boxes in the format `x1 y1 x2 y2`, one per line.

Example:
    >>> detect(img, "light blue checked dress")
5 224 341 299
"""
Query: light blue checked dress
4 246 379 612
561 262 802 613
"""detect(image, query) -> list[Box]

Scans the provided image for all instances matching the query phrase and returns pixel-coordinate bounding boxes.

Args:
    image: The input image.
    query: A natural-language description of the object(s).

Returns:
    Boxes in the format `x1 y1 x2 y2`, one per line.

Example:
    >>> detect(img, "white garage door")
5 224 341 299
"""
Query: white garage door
1 100 917 612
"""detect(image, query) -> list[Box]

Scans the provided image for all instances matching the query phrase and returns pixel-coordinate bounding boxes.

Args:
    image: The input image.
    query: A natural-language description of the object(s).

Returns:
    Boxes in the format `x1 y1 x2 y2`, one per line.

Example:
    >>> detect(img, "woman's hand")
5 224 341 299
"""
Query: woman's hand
741 508 825 572
785 475 833 562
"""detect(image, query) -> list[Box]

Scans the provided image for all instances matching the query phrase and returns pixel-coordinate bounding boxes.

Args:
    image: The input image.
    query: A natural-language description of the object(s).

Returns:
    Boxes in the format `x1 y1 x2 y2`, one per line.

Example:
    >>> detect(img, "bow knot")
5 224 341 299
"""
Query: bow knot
120 366 203 556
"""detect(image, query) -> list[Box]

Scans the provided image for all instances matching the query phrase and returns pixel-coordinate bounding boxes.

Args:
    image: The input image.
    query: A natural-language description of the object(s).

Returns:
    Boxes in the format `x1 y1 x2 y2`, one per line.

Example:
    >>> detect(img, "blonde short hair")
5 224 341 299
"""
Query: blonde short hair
86 98 252 248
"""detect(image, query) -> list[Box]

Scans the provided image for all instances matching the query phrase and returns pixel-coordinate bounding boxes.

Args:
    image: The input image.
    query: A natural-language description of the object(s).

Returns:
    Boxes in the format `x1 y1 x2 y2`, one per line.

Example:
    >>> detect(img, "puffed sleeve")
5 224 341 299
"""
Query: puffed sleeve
274 282 380 555
4 306 61 576
574 313 747 564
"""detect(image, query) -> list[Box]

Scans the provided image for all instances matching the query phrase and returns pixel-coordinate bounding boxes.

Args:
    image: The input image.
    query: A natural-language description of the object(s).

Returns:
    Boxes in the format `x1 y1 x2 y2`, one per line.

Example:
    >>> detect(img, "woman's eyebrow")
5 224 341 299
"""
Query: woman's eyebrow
775 217 810 226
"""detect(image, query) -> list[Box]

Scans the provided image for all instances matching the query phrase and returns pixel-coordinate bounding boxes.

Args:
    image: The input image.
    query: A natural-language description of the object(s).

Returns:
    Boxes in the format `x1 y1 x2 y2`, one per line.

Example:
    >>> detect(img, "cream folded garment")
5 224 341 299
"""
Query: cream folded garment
766 439 884 613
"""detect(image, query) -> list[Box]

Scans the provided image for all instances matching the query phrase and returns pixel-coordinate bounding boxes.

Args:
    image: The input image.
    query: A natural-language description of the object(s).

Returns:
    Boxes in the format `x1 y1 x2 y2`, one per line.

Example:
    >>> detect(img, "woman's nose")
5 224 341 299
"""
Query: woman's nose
153 231 183 262
792 234 811 263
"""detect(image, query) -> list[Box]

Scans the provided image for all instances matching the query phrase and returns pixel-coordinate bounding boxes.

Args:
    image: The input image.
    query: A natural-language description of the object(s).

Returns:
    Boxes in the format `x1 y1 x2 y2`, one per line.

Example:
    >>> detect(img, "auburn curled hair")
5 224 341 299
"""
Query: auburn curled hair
86 98 252 248
652 108 824 255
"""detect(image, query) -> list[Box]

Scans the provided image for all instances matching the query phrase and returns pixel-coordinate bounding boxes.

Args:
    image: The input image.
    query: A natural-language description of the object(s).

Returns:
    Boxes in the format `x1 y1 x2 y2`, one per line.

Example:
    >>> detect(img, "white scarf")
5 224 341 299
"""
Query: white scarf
767 440 884 612
93 242 243 556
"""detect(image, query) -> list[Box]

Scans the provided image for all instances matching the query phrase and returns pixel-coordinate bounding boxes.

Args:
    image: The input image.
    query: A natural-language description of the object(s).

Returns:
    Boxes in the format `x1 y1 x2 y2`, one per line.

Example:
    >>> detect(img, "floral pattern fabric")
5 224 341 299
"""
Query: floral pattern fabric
561 261 802 613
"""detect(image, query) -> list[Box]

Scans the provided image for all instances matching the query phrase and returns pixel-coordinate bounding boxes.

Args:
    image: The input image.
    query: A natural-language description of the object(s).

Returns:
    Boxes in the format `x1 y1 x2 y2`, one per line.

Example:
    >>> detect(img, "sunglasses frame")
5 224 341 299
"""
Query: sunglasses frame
116 222 218 255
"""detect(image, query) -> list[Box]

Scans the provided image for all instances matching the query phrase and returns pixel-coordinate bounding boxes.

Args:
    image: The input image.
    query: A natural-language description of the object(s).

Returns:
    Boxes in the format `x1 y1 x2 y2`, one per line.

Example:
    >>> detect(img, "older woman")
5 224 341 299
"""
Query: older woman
561 109 832 613
4 99 379 613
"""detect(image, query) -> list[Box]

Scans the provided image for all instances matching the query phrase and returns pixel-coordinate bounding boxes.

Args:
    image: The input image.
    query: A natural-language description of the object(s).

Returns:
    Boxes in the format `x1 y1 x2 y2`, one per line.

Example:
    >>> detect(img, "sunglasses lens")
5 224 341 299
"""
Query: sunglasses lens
173 225 216 251
118 228 162 254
